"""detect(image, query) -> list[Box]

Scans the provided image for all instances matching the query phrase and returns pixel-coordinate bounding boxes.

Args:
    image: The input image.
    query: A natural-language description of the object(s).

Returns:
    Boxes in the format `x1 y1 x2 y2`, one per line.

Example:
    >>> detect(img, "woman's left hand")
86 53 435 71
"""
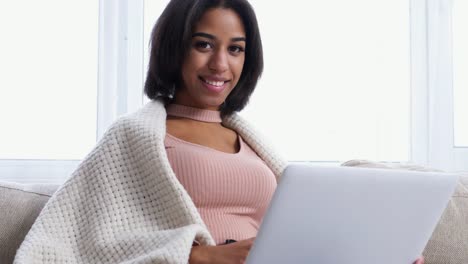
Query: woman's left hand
414 256 424 264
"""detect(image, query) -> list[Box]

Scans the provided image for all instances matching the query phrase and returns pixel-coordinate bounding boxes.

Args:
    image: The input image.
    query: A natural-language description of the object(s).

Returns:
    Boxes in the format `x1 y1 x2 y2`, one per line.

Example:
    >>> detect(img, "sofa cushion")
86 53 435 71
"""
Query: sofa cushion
0 181 58 264
342 160 468 264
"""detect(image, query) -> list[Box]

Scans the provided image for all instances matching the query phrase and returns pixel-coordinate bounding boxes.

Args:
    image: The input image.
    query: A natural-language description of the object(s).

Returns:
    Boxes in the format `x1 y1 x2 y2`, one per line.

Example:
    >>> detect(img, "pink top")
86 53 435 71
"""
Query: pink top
165 104 277 245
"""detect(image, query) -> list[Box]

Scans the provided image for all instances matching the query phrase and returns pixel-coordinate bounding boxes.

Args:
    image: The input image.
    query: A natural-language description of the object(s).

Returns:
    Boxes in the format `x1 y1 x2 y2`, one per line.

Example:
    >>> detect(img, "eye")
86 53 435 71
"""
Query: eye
228 45 245 54
194 41 212 50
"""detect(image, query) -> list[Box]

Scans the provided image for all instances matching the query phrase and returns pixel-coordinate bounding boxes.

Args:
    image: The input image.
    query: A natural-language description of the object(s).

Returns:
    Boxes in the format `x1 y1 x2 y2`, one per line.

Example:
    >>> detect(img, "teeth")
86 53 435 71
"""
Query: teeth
204 79 224 87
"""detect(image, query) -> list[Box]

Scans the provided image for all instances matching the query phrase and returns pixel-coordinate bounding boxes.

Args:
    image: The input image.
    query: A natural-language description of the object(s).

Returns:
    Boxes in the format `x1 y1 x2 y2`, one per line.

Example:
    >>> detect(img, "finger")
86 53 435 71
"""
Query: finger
245 237 256 246
414 256 425 264
235 237 255 245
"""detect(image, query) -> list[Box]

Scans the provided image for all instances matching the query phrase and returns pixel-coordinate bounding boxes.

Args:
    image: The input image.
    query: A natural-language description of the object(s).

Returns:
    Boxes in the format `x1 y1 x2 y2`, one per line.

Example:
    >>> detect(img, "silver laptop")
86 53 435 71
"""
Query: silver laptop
246 165 459 264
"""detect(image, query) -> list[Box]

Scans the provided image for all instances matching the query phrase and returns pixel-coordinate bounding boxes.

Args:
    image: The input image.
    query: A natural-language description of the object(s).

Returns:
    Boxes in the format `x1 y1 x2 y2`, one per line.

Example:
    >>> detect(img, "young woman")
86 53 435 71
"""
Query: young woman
15 1 425 263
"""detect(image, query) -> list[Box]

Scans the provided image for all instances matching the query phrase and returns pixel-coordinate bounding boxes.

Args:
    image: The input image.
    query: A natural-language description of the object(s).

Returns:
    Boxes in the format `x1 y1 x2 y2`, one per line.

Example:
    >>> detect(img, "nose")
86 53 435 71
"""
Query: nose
208 49 229 73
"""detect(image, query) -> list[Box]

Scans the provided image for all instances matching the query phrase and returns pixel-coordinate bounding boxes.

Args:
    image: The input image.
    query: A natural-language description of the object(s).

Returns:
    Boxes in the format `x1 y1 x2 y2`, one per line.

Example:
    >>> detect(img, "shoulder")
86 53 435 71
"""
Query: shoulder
103 99 167 140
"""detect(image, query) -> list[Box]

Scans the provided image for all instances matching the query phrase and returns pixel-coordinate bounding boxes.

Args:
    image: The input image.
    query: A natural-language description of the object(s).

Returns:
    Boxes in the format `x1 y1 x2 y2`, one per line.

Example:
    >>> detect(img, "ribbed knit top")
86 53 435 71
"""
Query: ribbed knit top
165 104 277 245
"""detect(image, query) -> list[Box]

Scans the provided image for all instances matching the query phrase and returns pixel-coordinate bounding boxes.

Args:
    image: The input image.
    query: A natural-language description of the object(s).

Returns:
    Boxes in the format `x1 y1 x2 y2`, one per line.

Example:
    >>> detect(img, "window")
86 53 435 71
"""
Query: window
0 1 99 183
0 1 98 160
2 0 465 184
243 0 410 162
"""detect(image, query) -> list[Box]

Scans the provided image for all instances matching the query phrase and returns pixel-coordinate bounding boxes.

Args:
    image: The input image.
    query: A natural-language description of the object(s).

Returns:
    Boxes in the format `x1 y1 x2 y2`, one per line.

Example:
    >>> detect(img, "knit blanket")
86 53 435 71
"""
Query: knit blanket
14 100 287 264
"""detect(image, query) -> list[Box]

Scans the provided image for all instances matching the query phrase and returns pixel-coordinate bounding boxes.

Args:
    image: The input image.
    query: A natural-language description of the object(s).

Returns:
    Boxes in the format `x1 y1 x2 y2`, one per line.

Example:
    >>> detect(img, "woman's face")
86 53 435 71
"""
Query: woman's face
176 8 246 110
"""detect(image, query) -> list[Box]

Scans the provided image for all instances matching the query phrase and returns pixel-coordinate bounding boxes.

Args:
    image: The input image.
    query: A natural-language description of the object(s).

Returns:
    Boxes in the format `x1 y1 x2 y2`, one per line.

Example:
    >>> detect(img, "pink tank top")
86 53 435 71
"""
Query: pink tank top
164 104 277 245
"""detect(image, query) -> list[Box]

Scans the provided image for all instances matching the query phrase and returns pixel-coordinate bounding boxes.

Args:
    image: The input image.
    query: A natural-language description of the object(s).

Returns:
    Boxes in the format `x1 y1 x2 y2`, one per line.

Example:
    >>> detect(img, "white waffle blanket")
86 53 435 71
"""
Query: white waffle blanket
14 100 287 264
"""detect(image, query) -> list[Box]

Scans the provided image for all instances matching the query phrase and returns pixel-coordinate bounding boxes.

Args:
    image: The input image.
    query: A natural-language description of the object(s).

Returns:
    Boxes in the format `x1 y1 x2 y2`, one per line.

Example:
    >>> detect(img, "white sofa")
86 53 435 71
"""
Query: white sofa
1 161 467 263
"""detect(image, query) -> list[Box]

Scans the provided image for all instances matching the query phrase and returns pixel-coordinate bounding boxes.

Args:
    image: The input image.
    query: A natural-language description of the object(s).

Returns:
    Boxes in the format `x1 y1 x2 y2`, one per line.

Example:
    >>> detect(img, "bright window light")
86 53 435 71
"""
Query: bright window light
244 0 410 162
143 0 410 162
453 0 468 147
0 1 99 160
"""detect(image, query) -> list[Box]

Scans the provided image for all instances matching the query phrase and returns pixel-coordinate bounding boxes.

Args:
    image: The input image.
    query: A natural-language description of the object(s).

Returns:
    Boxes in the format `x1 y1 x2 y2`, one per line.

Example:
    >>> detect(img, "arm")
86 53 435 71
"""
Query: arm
14 118 213 263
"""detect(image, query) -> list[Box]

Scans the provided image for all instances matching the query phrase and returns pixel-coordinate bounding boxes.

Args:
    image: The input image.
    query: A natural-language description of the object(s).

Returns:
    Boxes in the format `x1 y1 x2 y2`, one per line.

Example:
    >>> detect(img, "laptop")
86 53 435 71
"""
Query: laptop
246 164 459 264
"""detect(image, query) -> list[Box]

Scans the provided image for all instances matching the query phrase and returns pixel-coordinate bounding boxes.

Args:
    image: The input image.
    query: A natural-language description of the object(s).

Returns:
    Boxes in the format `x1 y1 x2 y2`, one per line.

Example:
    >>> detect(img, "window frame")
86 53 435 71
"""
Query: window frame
410 0 468 171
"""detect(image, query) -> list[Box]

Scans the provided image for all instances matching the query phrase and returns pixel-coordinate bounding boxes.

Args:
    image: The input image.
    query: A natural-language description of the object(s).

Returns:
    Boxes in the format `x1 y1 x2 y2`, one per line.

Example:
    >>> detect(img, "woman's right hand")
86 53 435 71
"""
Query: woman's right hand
189 237 255 264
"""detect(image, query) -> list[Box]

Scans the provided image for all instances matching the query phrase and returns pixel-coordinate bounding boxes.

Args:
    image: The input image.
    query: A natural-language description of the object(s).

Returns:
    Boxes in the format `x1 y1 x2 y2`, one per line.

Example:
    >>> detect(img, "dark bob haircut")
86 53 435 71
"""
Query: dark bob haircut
144 0 263 117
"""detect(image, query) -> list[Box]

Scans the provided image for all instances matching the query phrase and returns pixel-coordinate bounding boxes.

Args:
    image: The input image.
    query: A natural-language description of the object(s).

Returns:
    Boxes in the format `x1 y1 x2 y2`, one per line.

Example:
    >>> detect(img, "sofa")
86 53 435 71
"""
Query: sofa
1 160 467 264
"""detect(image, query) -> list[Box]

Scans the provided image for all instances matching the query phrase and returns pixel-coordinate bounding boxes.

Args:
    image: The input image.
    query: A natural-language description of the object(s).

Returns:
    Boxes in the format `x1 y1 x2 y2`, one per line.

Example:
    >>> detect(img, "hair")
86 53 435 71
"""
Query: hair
144 0 263 117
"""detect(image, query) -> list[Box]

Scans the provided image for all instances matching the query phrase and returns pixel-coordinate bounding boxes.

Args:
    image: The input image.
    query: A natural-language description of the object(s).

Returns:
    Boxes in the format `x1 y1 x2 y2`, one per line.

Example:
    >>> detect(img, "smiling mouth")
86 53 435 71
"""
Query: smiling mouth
199 76 229 87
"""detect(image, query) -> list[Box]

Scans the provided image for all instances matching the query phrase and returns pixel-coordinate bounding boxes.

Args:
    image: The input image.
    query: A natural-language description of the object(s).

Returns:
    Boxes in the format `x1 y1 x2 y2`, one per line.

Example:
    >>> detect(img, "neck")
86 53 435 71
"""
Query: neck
166 103 222 123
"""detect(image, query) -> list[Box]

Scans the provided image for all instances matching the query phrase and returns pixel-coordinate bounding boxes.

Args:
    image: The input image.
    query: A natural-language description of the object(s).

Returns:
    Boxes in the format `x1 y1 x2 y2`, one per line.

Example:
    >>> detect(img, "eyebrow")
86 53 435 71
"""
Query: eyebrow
192 32 246 42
